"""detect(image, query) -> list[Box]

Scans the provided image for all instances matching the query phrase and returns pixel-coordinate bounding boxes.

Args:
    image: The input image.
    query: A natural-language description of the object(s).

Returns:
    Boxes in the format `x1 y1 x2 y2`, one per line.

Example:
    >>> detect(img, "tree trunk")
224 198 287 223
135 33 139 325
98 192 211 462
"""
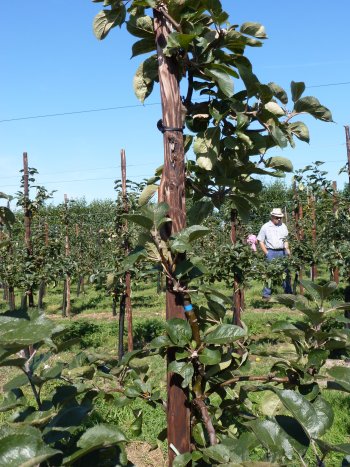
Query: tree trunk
153 7 190 463
8 285 15 311
118 293 125 360
62 280 67 318
38 281 46 309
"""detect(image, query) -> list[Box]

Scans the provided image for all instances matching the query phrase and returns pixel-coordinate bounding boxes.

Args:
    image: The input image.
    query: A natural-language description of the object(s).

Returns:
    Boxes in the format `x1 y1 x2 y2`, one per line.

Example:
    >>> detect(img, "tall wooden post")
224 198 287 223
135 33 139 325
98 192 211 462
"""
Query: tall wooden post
345 126 350 183
38 222 49 309
121 148 133 353
332 181 339 284
293 182 304 295
7 200 15 311
230 209 243 327
309 194 317 281
343 126 350 326
64 194 71 318
23 152 34 307
154 6 190 463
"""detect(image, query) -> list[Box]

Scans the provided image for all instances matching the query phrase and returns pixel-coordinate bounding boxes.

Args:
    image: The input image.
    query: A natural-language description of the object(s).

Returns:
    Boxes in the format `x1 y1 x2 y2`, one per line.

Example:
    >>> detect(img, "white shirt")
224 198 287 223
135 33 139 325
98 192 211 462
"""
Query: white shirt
257 221 289 250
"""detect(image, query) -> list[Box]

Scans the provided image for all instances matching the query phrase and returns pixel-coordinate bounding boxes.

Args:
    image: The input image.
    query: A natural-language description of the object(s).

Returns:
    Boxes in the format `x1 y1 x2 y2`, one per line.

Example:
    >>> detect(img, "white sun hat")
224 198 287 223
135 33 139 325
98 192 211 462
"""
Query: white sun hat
270 208 284 217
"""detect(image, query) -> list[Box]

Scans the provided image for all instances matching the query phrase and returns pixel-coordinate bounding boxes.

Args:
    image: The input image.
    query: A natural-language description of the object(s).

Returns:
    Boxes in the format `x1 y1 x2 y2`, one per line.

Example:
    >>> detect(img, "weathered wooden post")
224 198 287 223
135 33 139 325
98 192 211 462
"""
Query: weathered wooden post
63 194 71 318
230 209 243 327
345 126 350 181
332 181 339 284
309 193 317 281
23 152 34 307
153 6 190 463
121 148 133 353
37 222 49 309
293 181 304 295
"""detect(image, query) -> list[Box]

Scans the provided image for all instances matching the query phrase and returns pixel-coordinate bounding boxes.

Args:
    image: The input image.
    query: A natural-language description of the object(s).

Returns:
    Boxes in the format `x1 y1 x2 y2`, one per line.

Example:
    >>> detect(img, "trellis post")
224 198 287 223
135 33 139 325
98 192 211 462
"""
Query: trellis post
153 6 190 463
121 148 133 353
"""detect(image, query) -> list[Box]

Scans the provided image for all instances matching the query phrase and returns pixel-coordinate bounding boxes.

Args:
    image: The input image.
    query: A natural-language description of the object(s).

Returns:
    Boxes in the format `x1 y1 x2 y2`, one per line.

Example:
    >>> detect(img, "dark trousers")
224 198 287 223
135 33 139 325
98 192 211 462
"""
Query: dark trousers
262 249 293 298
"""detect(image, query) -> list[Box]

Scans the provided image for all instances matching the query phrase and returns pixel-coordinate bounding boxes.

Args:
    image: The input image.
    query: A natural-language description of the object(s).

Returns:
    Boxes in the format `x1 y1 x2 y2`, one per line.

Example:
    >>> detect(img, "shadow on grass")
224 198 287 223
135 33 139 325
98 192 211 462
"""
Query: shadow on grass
250 298 274 309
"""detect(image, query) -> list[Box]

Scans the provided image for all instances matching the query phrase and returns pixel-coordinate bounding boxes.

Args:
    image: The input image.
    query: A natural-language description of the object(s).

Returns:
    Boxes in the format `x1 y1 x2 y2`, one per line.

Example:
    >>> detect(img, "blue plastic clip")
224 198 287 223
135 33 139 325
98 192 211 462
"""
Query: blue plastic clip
184 304 193 312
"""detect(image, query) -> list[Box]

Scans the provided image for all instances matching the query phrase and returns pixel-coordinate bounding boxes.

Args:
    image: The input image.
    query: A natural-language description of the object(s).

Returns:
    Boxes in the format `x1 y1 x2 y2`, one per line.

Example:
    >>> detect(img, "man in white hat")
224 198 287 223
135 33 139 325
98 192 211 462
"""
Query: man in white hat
257 207 292 299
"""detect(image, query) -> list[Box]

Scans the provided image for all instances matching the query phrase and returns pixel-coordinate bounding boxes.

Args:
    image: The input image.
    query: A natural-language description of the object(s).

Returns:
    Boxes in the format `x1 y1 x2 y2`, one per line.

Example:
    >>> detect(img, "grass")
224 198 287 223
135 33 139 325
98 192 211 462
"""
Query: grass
0 276 349 466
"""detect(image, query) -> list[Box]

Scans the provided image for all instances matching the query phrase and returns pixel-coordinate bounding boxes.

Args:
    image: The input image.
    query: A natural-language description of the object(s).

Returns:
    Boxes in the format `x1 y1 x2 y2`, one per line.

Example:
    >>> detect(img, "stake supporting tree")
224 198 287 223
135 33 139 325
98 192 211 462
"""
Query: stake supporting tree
332 181 339 284
64 193 71 319
23 152 34 307
121 148 133 354
153 7 190 463
230 209 243 327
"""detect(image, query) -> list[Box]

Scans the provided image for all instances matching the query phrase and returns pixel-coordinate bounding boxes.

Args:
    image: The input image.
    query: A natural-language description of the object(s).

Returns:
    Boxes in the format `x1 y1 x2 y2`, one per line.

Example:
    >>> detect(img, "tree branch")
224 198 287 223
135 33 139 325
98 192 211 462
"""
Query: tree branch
193 397 217 446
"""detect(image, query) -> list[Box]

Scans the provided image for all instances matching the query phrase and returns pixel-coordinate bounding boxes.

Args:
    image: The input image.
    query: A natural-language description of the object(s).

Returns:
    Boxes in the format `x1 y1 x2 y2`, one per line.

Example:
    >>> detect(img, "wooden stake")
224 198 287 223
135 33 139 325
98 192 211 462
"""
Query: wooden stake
331 181 339 284
64 194 71 318
345 126 350 184
293 181 304 295
309 194 317 281
121 148 133 354
23 152 34 307
230 209 243 327
154 7 190 463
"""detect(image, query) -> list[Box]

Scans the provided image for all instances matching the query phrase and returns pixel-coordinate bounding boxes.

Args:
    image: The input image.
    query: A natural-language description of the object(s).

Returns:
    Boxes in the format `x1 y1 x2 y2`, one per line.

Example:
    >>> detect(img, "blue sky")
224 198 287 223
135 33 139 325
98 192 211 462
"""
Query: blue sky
1 0 349 205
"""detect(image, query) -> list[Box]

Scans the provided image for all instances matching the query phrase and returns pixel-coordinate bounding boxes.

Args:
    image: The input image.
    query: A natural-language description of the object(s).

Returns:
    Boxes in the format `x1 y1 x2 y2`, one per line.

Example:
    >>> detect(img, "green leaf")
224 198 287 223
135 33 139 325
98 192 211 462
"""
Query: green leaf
93 6 125 40
204 64 234 97
133 55 158 103
314 439 350 456
268 122 288 148
131 38 155 58
170 225 210 253
148 335 173 349
139 184 158 206
165 318 192 347
327 366 350 393
164 32 196 56
3 373 29 391
202 444 231 463
130 409 143 436
199 348 221 365
291 81 305 103
124 214 153 230
271 390 334 439
173 452 192 467
0 426 60 467
203 324 246 345
247 418 294 460
168 361 194 388
123 245 147 269
240 22 267 38
268 82 288 104
301 280 337 301
187 197 214 226
289 121 310 143
294 96 333 122
193 127 221 171
192 423 206 447
260 392 282 416
126 15 154 39
265 156 293 173
0 311 57 351
0 206 15 225
264 101 285 116
63 424 127 464
0 389 26 412
235 56 260 97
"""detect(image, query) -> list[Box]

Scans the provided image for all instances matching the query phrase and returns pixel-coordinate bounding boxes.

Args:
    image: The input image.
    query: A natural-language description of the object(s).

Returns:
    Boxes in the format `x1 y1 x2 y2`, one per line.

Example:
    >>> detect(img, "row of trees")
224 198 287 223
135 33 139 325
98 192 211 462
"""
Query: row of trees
2 168 350 315
0 1 349 465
